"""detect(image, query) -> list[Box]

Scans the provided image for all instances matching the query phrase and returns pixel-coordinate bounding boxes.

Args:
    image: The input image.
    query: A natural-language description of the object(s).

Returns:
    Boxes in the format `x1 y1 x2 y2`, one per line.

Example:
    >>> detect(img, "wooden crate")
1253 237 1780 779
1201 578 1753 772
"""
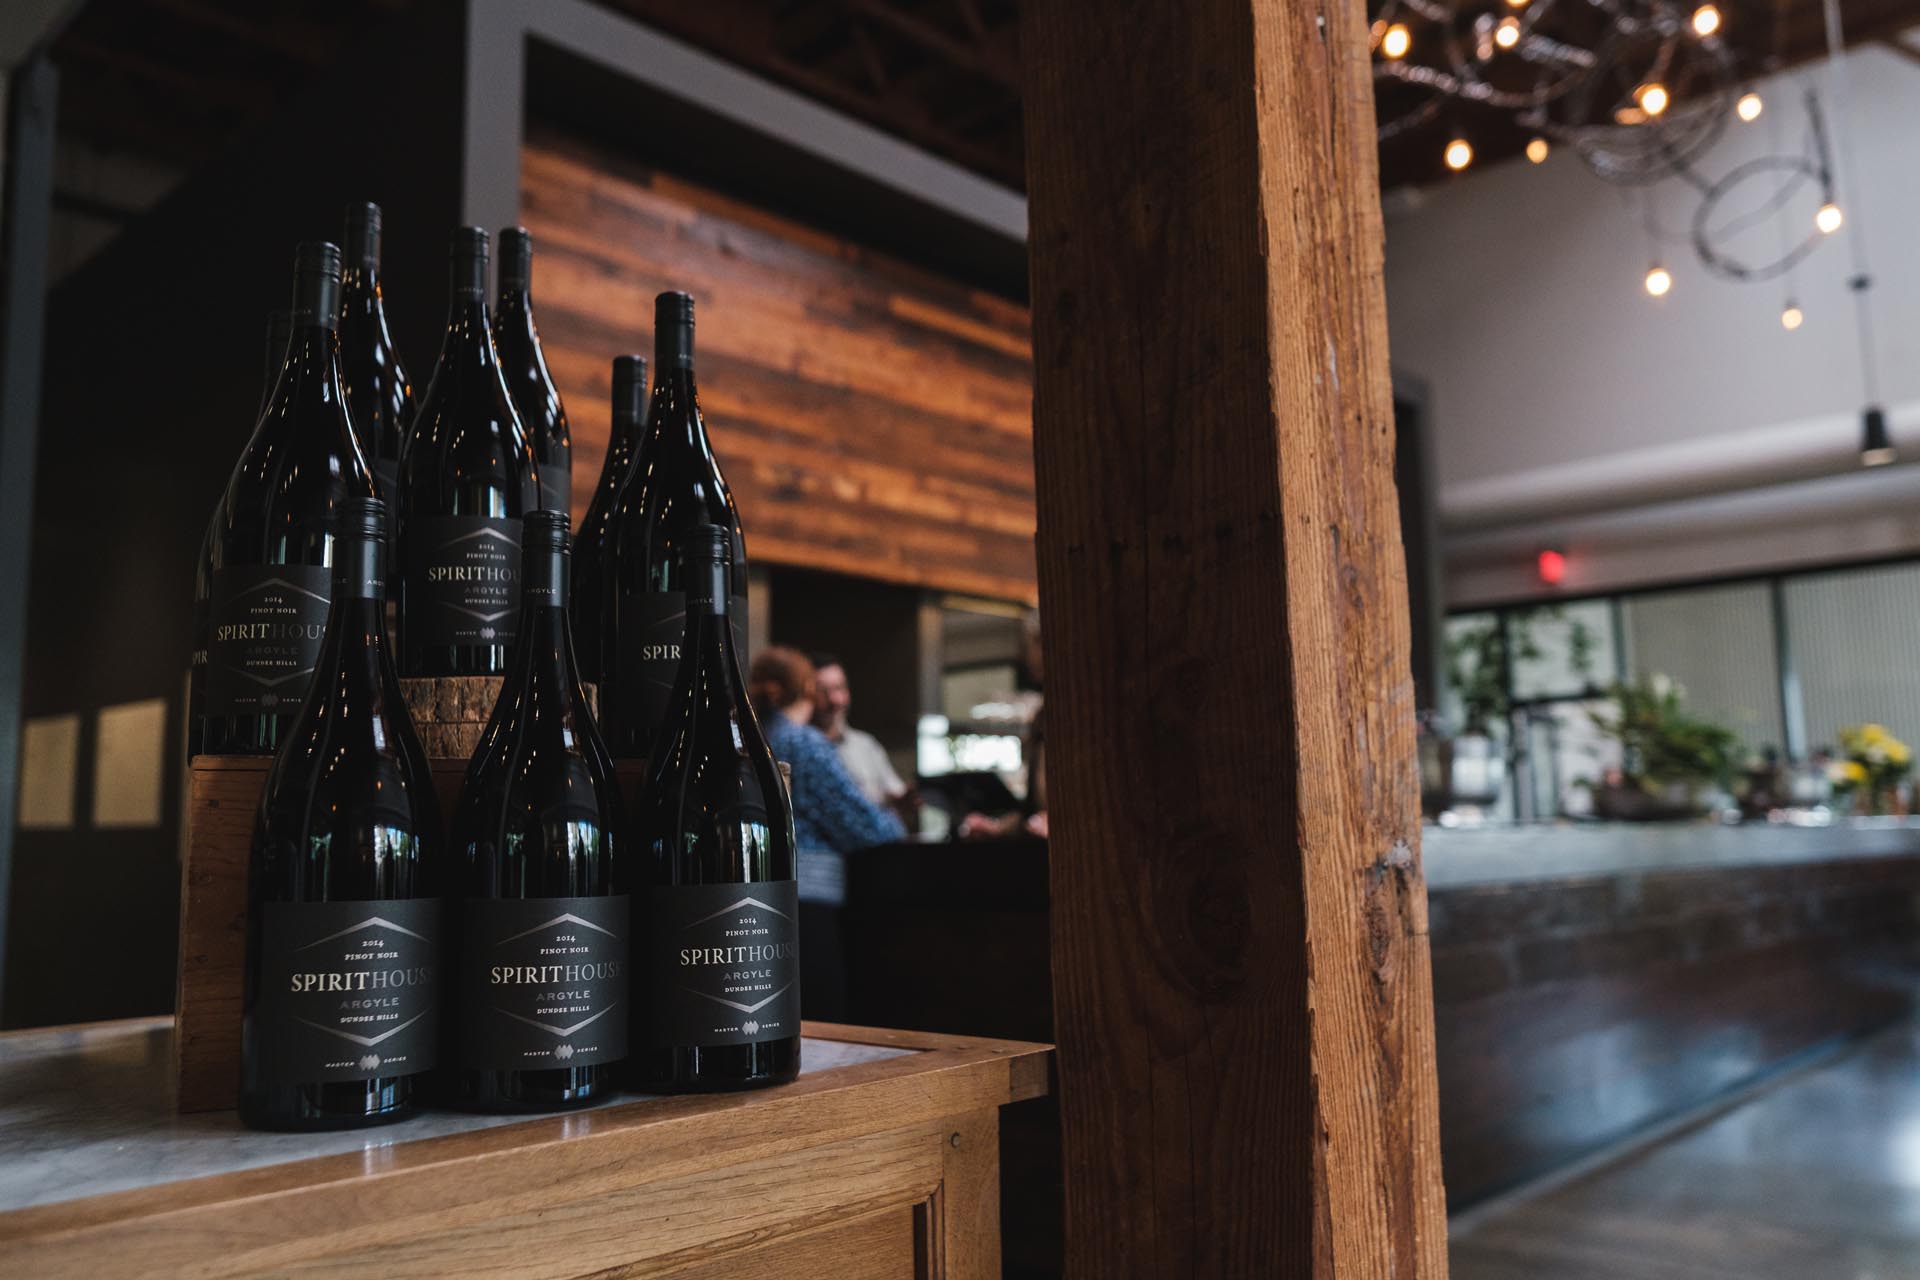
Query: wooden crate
399 675 505 759
174 757 270 1113
396 676 602 758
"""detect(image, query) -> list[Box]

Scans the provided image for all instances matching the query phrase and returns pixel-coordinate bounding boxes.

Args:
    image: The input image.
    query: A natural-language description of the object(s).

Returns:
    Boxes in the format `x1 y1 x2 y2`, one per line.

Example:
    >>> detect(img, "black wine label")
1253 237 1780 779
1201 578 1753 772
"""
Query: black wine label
406 515 520 648
206 564 331 716
616 590 750 740
251 897 439 1083
539 466 571 519
456 895 629 1071
647 879 799 1048
617 589 686 738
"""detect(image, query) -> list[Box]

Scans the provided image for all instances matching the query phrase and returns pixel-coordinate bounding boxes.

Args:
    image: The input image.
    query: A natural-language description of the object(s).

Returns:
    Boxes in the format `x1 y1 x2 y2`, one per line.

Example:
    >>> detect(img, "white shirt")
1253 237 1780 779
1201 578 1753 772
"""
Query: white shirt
835 726 907 806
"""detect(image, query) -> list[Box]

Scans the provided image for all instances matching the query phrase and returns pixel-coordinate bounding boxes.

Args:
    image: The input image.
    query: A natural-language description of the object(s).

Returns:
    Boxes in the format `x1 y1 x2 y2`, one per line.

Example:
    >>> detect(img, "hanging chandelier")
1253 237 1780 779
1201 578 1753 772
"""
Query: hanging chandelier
1373 0 1746 182
1372 0 1841 285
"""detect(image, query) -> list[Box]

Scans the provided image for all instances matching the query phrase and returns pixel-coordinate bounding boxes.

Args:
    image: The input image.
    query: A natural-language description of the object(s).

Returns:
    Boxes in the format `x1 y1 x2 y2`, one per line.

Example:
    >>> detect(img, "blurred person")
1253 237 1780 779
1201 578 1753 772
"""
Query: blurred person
811 653 912 815
749 646 906 1020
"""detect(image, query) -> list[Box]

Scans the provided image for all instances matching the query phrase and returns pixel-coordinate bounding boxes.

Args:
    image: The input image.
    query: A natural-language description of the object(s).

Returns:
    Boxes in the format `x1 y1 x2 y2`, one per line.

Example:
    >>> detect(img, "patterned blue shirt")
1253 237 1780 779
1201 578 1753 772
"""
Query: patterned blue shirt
765 714 906 855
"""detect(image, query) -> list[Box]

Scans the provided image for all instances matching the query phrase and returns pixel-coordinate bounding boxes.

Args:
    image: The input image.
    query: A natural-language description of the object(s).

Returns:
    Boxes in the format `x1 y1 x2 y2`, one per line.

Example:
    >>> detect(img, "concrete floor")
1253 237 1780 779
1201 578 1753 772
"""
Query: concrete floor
1451 1020 1920 1279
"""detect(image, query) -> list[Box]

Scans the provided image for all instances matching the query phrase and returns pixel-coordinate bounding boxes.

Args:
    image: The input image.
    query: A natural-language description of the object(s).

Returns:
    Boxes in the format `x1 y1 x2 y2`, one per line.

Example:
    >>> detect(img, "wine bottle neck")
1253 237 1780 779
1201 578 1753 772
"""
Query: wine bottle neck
442 297 496 362
523 539 568 609
610 409 645 450
612 359 647 423
346 214 381 276
687 544 729 620
496 291 537 346
450 248 487 303
499 232 532 295
341 262 381 302
332 531 387 603
292 270 340 332
657 320 693 371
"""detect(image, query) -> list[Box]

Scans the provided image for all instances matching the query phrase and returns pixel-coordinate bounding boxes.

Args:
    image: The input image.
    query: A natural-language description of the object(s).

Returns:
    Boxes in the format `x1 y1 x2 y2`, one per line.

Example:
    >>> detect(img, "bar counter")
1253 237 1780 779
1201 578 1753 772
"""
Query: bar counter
0 1019 1050 1278
838 816 1920 1240
1423 815 1920 887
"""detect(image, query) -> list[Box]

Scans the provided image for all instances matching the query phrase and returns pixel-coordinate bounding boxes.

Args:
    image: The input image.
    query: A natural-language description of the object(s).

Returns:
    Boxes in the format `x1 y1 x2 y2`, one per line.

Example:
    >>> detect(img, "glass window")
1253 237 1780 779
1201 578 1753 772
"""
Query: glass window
1511 599 1616 702
1619 582 1784 754
1781 562 1920 756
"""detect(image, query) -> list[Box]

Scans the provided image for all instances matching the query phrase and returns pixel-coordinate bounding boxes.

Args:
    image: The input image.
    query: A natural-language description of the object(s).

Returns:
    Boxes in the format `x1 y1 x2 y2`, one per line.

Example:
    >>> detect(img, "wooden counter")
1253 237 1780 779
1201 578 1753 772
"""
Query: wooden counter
0 1018 1050 1279
840 828 1920 1227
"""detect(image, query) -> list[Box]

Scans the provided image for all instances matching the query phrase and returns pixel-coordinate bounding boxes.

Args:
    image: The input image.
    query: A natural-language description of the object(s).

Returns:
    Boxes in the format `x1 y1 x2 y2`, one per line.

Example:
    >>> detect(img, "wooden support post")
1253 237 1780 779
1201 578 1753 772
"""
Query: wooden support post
1021 0 1449 1274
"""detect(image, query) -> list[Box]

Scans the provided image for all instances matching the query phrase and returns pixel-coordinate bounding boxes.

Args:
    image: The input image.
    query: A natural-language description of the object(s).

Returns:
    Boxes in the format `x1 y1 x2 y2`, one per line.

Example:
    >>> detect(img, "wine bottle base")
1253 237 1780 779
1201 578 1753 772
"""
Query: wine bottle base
198 712 292 757
439 1065 621 1113
238 1077 418 1132
632 1040 802 1094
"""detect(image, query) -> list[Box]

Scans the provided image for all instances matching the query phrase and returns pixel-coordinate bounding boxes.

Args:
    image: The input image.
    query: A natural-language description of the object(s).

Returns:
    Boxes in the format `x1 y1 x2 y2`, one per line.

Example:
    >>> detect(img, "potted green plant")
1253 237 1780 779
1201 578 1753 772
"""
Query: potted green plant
1585 674 1738 820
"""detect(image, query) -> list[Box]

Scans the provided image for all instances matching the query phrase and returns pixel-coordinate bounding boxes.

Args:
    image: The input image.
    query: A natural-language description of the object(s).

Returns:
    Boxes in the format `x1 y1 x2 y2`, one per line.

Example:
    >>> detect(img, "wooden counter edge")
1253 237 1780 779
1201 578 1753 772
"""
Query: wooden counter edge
0 1021 1052 1246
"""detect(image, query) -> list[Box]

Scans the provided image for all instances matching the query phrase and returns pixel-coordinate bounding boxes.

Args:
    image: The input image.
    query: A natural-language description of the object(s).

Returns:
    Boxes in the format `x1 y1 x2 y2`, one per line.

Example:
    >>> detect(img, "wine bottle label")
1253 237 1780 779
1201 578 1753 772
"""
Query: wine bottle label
206 564 331 716
617 590 686 739
251 897 439 1083
455 894 630 1071
405 515 521 648
616 590 750 741
539 465 571 518
646 879 800 1048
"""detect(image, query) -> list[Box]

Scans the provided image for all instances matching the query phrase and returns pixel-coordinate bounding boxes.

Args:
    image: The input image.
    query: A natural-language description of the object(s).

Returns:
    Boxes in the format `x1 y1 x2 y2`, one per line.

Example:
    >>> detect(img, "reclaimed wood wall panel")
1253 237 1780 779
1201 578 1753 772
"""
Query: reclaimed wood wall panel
519 127 1038 603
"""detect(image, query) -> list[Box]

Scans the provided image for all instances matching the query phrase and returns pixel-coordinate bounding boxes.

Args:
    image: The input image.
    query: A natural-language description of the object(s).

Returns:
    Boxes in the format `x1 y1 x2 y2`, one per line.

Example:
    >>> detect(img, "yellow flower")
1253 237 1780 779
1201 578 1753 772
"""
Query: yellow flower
1829 759 1869 786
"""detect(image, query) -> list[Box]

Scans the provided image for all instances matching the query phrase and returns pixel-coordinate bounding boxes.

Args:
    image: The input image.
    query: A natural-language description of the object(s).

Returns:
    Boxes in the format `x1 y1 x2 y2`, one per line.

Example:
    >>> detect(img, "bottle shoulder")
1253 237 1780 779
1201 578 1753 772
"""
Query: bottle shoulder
219 391 375 557
399 362 539 500
263 676 437 835
456 680 622 831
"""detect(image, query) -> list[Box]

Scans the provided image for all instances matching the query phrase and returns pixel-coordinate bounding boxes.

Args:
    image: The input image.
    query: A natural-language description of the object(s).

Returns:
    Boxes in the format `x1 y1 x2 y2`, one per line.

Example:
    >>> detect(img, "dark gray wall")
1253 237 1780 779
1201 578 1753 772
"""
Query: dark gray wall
3 8 467 1026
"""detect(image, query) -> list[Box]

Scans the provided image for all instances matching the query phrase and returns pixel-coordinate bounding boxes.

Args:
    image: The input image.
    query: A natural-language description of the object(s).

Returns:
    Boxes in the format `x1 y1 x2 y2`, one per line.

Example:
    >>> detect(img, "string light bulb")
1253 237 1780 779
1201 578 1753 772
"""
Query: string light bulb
1781 302 1804 330
1444 137 1474 171
1636 83 1670 117
1645 264 1673 297
1737 91 1764 122
1495 16 1521 48
1526 136 1550 164
1816 201 1844 234
1691 4 1721 36
1381 22 1411 59
1506 0 1528 7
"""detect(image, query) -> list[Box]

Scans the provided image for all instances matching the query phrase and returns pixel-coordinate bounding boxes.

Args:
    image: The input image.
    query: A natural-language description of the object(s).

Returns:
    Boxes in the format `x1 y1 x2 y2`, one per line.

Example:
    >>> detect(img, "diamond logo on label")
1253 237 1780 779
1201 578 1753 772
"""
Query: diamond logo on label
742 1020 760 1036
359 1054 381 1072
554 1043 575 1061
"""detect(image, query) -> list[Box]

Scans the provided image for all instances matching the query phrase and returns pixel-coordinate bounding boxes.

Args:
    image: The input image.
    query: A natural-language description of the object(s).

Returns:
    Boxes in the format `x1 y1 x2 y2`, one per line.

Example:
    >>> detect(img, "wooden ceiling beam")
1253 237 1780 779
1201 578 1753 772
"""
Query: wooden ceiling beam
612 0 1024 183
841 0 1019 88
137 0 339 68
58 37 262 112
848 19 893 91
